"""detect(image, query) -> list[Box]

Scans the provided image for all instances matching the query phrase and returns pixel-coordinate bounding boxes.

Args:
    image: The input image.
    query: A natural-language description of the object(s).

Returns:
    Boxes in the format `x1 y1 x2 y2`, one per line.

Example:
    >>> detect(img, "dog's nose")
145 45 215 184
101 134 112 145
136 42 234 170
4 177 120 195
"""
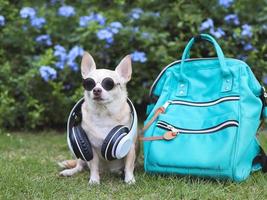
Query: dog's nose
93 87 102 96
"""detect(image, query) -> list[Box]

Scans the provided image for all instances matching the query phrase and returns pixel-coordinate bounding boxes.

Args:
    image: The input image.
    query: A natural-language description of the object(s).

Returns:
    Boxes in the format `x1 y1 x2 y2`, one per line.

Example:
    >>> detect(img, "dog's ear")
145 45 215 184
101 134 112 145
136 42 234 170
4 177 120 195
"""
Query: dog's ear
115 55 132 83
81 52 96 78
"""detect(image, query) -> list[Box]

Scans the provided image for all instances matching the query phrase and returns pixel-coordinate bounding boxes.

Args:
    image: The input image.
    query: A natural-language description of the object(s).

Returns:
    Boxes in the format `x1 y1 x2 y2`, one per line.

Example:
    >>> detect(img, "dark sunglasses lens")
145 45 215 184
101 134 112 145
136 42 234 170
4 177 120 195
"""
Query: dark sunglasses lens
102 77 115 91
83 78 96 91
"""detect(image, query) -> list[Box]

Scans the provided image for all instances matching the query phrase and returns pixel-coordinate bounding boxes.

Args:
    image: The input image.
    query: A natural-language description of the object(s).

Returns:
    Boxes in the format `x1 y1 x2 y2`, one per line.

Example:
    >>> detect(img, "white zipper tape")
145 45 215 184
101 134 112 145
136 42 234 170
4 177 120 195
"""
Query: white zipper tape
157 120 239 134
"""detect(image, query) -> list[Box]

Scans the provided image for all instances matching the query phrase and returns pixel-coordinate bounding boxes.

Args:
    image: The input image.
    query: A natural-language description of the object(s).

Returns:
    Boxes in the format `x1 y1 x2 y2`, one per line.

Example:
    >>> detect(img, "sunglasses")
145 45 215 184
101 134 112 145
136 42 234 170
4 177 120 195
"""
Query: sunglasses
83 77 119 91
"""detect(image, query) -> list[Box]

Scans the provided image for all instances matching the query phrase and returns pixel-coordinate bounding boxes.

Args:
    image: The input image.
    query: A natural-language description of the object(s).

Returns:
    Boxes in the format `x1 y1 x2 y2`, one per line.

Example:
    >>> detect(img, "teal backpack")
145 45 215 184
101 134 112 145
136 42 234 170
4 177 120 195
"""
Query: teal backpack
143 34 267 182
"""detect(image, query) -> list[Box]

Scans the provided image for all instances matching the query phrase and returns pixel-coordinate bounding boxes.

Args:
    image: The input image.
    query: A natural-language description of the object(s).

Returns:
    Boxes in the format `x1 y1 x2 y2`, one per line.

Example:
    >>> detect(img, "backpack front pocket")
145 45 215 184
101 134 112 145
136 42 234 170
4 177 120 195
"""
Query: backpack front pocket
147 112 239 171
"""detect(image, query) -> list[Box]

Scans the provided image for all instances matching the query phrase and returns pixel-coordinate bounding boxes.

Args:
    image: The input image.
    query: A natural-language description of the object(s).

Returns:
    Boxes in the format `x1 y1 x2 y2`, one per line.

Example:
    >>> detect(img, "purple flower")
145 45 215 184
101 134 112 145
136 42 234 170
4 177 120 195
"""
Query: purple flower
30 17 46 29
35 34 52 46
110 22 123 29
97 29 114 44
55 61 65 69
218 0 234 8
67 60 78 71
108 22 123 34
54 44 66 55
0 15 5 26
243 43 255 51
54 45 67 69
68 46 84 61
210 27 225 38
224 14 240 25
53 45 83 71
199 18 214 31
79 16 93 27
105 37 114 44
263 75 267 85
67 46 84 71
241 24 253 38
39 66 57 81
58 5 75 17
130 8 143 19
20 7 36 19
93 13 106 25
131 51 147 63
79 13 106 27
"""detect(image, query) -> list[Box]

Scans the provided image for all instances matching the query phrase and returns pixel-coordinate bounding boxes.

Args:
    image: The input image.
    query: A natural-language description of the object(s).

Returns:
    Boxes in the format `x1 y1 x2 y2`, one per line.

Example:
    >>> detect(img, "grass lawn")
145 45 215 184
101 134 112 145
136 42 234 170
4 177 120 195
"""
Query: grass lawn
0 130 267 200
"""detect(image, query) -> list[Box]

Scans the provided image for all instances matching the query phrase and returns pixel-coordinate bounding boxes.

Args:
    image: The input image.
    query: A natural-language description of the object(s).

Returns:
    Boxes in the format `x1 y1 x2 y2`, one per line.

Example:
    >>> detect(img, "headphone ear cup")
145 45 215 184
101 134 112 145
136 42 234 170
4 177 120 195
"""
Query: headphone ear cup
101 125 129 161
69 125 93 161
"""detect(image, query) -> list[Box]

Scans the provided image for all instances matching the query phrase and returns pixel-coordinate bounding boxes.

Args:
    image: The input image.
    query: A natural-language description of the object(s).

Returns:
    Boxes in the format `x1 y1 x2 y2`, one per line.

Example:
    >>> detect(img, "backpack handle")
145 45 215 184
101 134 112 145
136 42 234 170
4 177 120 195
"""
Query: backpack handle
176 34 232 96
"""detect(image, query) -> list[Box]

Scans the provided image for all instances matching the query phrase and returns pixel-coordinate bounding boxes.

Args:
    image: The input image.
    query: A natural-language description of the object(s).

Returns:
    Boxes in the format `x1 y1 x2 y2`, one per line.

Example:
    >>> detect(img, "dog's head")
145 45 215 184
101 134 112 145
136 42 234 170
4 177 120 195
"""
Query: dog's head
81 52 132 104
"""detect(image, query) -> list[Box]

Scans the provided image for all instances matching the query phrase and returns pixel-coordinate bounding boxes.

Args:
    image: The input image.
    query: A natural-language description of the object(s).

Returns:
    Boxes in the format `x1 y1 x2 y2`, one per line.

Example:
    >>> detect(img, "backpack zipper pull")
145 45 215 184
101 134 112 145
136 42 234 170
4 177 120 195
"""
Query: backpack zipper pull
162 100 171 112
163 124 179 140
142 100 171 132
163 130 179 140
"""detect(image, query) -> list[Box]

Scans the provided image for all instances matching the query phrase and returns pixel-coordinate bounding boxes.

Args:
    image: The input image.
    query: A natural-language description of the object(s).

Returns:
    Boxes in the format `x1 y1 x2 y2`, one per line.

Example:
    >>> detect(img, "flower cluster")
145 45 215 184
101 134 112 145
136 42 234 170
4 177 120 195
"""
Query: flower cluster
131 51 147 63
241 24 252 38
199 11 255 52
67 46 84 71
53 45 84 71
20 7 46 29
54 45 67 69
218 0 234 8
39 66 57 82
20 7 36 19
31 17 46 29
0 15 5 26
224 14 240 25
199 18 214 31
18 3 258 84
79 12 106 27
241 41 255 51
263 76 267 85
129 8 143 19
210 27 225 38
96 21 123 45
199 18 225 38
35 34 52 46
58 5 75 17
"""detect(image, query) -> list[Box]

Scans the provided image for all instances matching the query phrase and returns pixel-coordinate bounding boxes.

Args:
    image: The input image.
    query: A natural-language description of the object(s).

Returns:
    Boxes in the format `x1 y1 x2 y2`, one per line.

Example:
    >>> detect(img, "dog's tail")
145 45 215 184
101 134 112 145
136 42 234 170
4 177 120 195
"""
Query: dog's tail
57 160 77 169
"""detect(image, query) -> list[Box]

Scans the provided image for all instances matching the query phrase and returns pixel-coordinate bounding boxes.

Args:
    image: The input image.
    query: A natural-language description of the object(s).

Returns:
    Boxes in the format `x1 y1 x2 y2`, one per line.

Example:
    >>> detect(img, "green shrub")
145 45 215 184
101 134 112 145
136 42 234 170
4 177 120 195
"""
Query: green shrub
0 0 266 129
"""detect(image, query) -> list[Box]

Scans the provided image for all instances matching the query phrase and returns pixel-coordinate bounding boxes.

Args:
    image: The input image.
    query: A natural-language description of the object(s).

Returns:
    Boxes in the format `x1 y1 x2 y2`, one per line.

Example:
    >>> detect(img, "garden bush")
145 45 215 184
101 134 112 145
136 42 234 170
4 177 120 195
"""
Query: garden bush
0 0 266 130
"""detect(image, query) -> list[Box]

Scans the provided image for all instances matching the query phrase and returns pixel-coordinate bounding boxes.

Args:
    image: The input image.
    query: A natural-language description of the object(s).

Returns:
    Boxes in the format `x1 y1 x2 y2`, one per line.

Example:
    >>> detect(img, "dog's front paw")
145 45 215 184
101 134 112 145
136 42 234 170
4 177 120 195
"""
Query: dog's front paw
59 169 74 177
88 177 100 185
124 175 136 184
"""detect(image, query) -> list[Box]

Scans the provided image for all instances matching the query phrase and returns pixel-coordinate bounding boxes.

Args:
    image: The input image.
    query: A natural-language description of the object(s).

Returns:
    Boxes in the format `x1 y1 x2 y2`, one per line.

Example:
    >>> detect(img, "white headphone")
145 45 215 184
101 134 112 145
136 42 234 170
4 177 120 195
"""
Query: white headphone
66 97 138 161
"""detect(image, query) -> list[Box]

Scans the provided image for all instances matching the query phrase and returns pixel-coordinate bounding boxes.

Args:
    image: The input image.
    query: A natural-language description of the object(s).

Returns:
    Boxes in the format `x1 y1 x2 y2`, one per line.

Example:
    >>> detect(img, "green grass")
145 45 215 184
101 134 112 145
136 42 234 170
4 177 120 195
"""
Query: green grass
0 131 267 200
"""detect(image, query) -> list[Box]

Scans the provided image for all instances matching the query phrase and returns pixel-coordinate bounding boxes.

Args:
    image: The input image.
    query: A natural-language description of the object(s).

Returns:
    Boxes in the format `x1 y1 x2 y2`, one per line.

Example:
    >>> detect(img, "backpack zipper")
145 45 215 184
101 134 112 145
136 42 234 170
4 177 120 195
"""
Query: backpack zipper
143 95 240 133
157 120 239 134
162 95 240 111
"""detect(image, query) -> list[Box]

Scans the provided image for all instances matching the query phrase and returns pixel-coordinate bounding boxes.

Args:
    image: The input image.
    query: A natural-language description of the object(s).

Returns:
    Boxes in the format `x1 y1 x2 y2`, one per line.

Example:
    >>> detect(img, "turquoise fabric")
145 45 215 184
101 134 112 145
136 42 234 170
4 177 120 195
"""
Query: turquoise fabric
144 34 263 182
